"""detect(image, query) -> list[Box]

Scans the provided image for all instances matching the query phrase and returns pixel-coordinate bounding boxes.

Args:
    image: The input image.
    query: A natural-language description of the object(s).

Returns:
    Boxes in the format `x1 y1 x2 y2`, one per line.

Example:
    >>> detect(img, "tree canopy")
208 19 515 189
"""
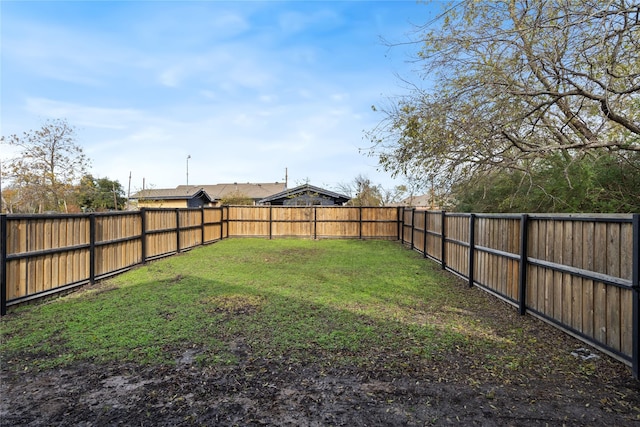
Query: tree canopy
76 175 126 211
1 119 90 213
219 191 254 206
366 0 640 212
1 119 126 213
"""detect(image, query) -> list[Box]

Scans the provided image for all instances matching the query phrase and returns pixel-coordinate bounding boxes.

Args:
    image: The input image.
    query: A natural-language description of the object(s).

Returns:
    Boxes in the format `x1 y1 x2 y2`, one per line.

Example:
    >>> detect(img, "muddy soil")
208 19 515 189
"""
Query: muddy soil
2 342 639 427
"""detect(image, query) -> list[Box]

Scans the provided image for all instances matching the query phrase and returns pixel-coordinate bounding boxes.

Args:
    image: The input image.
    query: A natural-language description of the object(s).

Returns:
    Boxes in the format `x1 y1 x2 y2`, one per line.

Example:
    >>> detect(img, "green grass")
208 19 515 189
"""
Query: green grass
0 239 510 372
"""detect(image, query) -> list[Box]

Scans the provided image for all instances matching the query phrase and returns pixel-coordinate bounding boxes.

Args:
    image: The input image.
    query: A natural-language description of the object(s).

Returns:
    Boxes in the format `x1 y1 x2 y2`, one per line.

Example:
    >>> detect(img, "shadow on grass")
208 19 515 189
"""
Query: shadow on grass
2 269 535 381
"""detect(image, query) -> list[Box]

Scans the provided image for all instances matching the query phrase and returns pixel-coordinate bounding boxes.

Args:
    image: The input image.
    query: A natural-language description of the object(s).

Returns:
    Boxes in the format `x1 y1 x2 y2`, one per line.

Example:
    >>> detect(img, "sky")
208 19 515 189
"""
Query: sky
1 0 439 195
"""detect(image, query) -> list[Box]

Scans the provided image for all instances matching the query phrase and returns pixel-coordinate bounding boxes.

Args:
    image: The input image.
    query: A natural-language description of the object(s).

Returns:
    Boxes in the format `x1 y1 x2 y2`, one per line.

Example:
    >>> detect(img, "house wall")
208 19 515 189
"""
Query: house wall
283 195 336 206
138 199 187 209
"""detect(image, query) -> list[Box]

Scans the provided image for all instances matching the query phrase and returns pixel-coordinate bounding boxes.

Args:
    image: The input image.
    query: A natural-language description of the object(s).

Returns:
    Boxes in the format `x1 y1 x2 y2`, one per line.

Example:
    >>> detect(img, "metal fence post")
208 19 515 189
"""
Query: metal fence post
314 207 318 240
518 214 529 315
632 213 639 379
410 208 415 250
441 211 447 270
89 214 96 285
269 206 273 240
175 209 180 253
141 208 147 263
468 214 475 288
1 215 7 316
423 211 428 258
201 207 205 245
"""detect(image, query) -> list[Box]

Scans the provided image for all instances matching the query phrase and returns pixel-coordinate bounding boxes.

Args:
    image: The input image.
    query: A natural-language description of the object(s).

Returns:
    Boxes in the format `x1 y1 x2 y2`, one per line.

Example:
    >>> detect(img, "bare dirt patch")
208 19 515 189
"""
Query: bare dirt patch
2 331 639 426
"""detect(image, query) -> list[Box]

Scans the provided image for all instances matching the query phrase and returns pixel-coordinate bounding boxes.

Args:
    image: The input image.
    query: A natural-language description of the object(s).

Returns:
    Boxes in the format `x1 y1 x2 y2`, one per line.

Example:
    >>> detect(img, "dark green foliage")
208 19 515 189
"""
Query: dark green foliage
453 152 640 213
76 174 126 211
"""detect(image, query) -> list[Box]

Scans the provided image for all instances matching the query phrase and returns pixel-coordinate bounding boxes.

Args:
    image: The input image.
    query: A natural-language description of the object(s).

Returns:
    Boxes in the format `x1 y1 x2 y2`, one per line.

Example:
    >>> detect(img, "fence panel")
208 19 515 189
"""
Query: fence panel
425 211 442 260
474 216 521 302
203 207 225 242
144 210 178 259
411 210 426 251
402 209 414 245
271 207 314 238
227 206 270 237
4 216 91 303
444 215 470 279
526 217 634 362
94 213 142 278
315 207 360 238
179 209 203 250
360 207 399 239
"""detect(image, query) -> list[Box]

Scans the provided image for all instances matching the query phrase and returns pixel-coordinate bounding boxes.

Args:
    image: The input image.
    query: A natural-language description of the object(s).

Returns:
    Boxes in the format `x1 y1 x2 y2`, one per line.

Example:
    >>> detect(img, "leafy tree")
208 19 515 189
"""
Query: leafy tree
338 174 384 206
453 152 640 213
366 1 640 197
1 119 90 213
219 191 254 206
76 175 126 211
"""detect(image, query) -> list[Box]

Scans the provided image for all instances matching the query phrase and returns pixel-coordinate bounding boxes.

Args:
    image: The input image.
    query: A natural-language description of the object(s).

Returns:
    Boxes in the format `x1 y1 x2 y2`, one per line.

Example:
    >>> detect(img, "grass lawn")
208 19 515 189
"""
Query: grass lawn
0 237 626 382
3 238 639 425
2 238 500 371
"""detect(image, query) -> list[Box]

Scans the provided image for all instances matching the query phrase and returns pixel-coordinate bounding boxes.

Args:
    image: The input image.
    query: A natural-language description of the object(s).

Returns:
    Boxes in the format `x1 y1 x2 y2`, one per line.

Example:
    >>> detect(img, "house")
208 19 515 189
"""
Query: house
259 184 350 206
131 182 286 208
130 187 214 208
182 182 286 205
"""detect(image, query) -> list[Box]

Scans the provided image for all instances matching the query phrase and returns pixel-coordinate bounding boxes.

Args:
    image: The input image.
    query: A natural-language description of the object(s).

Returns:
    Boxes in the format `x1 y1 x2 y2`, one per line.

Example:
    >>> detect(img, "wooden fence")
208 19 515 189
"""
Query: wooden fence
227 206 400 239
401 210 639 378
1 207 638 378
0 207 230 314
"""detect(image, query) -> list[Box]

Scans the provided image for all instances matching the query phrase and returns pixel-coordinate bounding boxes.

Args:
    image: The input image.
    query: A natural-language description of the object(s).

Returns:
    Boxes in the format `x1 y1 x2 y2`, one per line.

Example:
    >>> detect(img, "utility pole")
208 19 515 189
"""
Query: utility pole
126 171 132 210
187 155 191 185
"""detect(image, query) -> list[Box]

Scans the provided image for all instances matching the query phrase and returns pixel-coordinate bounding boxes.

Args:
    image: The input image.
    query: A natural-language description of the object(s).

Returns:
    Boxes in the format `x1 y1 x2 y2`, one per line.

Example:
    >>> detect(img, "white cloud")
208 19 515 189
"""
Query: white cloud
1 1 426 193
24 98 145 130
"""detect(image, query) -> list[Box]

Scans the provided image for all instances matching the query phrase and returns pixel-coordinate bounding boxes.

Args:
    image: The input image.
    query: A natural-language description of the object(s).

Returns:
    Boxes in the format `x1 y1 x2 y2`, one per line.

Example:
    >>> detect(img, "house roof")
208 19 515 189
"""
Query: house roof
177 182 286 200
131 187 213 201
131 182 286 201
259 184 350 204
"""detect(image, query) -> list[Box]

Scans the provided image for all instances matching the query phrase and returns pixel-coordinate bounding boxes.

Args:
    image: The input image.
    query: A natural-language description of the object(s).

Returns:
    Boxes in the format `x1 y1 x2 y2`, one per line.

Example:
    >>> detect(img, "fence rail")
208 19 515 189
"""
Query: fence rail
1 207 638 378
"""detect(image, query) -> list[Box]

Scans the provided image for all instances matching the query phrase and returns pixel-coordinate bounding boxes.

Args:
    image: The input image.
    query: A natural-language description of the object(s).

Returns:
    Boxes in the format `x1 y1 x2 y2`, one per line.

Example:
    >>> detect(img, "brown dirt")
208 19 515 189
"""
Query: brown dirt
2 280 639 426
2 334 639 426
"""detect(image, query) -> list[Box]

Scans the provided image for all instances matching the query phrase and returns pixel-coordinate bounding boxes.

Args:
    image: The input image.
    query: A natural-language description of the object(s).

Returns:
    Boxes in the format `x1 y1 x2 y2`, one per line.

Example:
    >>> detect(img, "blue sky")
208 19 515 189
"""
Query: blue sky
1 1 438 194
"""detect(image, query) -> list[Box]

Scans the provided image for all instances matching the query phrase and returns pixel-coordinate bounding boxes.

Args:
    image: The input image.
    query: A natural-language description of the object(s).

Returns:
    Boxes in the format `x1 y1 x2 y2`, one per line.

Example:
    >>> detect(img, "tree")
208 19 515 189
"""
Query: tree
1 119 90 213
219 191 254 206
452 151 640 213
76 175 126 211
366 1 640 191
337 174 384 206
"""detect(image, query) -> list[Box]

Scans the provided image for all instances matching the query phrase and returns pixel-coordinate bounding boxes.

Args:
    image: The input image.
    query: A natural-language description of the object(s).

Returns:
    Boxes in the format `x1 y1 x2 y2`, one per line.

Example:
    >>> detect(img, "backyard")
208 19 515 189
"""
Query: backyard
1 238 639 426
